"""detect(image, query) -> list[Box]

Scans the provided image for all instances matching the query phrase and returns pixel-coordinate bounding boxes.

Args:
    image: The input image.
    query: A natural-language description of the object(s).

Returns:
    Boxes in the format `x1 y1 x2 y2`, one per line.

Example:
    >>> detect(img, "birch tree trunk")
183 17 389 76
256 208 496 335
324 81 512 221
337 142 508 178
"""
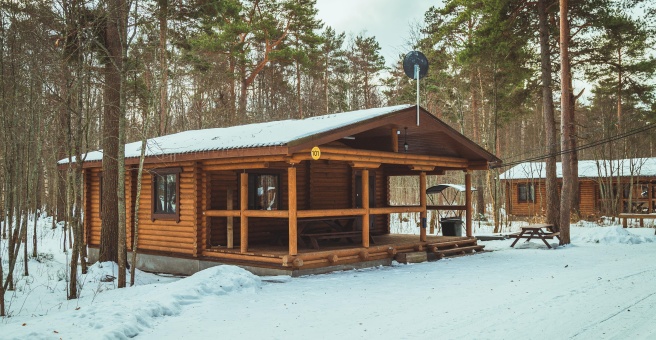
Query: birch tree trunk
130 138 147 286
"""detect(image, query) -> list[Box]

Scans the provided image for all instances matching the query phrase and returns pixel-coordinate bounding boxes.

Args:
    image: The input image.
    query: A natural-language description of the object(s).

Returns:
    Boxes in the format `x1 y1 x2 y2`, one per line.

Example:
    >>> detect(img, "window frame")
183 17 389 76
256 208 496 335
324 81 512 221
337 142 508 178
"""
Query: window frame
517 183 535 203
248 172 281 210
151 167 182 222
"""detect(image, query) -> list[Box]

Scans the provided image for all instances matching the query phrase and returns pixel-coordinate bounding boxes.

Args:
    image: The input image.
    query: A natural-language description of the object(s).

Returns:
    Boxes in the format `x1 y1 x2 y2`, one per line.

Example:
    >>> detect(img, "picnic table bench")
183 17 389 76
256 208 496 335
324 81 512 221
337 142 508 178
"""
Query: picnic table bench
301 230 376 249
298 217 375 249
509 224 561 249
619 213 656 228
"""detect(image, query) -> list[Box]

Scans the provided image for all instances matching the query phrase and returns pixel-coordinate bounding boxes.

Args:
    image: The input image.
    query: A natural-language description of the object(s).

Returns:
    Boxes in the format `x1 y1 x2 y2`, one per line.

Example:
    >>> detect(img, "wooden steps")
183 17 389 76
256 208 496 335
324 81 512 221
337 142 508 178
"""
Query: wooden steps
435 245 485 259
395 252 428 264
395 239 485 263
427 238 485 259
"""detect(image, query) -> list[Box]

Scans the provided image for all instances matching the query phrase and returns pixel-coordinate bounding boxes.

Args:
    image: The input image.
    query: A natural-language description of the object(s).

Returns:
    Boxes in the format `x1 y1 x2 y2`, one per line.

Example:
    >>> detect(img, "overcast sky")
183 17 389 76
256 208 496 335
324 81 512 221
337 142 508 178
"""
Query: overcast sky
315 0 437 66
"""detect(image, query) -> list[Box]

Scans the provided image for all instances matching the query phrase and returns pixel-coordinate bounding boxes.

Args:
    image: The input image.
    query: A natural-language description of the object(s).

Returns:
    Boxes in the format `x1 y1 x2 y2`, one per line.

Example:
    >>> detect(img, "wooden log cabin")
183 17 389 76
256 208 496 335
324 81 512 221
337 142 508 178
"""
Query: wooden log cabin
60 104 501 276
500 158 656 218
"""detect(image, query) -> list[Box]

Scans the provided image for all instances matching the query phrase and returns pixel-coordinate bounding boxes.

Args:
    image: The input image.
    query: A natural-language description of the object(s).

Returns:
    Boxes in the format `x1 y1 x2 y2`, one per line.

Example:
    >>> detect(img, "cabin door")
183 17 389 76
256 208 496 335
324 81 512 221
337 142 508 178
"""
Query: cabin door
355 172 375 230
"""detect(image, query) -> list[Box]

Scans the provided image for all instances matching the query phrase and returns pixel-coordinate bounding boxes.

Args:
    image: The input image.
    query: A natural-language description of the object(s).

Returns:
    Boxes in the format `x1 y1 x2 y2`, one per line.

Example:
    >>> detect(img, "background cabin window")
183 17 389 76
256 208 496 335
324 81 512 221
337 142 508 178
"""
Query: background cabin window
151 168 181 221
517 183 535 203
249 174 280 210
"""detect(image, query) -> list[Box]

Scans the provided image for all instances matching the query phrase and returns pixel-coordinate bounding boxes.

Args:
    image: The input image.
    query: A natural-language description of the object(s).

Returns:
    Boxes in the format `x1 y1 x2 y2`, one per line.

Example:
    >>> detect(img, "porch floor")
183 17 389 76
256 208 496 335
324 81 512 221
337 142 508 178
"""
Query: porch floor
200 233 484 275
205 233 477 258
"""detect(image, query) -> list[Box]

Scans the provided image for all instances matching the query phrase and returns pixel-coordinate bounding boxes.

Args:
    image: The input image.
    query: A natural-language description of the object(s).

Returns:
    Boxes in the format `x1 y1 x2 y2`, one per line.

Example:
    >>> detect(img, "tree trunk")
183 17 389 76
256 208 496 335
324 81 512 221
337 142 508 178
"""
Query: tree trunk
538 0 560 227
324 58 329 114
617 47 622 124
0 253 4 316
229 57 237 124
117 0 129 288
558 0 572 244
570 90 579 217
239 64 247 119
295 35 303 119
130 138 147 286
296 59 302 119
32 168 40 259
68 167 82 299
22 207 28 277
99 0 122 263
158 0 168 135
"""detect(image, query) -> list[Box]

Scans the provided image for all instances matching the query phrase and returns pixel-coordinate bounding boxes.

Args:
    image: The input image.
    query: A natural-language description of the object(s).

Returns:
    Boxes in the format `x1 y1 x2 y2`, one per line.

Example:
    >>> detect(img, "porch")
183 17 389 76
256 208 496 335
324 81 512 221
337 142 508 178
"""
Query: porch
202 234 484 271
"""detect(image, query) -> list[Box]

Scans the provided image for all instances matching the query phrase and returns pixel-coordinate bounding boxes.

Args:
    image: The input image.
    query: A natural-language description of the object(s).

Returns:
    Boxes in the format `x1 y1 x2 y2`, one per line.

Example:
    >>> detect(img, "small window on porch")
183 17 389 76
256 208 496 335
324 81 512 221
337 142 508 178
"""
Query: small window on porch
249 174 280 210
151 168 181 221
518 183 535 203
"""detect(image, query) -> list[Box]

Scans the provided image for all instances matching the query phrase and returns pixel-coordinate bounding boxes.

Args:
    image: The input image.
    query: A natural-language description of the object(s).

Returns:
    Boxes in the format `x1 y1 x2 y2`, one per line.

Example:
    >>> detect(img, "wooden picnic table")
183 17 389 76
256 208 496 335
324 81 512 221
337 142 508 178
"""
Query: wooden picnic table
509 224 561 249
619 213 656 228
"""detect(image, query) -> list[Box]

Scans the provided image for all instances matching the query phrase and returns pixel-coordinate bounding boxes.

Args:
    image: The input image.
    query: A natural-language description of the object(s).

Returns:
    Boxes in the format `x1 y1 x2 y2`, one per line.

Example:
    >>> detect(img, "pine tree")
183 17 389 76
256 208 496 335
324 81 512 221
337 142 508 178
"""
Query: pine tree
348 35 385 109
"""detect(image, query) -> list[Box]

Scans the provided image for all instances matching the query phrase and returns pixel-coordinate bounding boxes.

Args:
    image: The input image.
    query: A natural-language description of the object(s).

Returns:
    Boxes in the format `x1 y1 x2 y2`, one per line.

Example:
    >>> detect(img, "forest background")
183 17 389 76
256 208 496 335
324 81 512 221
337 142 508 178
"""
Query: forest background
0 0 655 304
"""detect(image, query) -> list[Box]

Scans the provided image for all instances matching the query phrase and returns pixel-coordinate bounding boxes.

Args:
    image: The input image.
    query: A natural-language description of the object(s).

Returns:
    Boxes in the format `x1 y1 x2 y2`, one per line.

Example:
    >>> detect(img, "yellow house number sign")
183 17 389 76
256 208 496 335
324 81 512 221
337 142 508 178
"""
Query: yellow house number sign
311 146 321 160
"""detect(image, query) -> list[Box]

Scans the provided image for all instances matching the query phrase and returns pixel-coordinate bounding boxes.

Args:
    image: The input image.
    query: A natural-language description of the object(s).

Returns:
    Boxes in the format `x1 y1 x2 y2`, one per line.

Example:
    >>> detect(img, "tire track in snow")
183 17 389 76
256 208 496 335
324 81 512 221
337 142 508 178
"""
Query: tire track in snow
570 288 656 338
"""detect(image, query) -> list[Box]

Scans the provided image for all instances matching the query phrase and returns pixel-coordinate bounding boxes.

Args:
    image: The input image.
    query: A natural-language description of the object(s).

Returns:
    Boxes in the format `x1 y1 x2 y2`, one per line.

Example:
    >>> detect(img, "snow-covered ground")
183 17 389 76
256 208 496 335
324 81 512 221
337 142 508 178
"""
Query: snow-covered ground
2 216 656 339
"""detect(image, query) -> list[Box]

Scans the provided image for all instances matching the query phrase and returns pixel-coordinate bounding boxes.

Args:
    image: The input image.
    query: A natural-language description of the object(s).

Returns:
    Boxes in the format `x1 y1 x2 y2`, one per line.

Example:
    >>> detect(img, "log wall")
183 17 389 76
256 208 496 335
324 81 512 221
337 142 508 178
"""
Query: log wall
133 162 198 255
507 181 546 217
86 169 102 246
507 180 597 217
86 158 398 257
579 181 596 217
309 160 351 209
373 170 387 235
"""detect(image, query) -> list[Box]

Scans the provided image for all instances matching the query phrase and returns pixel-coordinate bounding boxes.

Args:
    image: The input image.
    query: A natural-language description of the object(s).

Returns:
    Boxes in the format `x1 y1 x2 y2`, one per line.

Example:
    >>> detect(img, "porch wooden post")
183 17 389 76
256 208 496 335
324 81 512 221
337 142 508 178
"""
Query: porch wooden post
227 189 234 249
240 172 248 253
420 171 427 242
288 166 298 255
649 182 653 214
391 128 399 152
465 171 472 237
362 169 370 248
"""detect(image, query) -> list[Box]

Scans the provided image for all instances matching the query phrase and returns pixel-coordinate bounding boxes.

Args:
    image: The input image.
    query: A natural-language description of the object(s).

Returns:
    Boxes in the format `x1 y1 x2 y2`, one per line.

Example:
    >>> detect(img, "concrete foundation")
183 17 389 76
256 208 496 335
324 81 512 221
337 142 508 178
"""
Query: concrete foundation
87 248 393 277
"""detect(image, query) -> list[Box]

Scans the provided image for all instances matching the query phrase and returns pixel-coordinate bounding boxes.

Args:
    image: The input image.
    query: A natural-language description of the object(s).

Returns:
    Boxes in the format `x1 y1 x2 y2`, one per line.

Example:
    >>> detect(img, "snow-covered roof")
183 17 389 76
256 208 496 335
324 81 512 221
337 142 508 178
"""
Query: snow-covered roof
59 104 413 164
499 158 656 180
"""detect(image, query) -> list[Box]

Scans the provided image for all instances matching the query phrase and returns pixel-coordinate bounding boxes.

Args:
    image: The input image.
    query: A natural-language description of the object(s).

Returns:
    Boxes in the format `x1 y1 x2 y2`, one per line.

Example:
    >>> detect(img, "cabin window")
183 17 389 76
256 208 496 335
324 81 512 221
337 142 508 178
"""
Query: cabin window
151 167 181 222
248 174 280 210
517 183 535 203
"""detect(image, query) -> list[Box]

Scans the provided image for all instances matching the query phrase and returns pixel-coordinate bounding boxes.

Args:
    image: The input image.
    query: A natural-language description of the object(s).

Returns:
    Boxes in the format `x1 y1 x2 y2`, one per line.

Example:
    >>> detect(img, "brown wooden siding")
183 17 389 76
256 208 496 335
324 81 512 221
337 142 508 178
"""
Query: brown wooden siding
309 160 351 210
87 158 396 256
508 181 546 216
372 170 387 235
134 162 197 255
579 181 596 217
126 168 136 250
200 171 208 252
86 169 102 246
506 179 597 217
193 162 203 256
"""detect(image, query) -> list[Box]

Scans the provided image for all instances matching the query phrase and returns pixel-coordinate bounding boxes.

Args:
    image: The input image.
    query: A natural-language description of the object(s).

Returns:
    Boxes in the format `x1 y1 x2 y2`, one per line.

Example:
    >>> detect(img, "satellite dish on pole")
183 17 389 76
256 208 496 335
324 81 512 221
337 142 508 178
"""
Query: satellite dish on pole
403 51 429 80
403 51 429 126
